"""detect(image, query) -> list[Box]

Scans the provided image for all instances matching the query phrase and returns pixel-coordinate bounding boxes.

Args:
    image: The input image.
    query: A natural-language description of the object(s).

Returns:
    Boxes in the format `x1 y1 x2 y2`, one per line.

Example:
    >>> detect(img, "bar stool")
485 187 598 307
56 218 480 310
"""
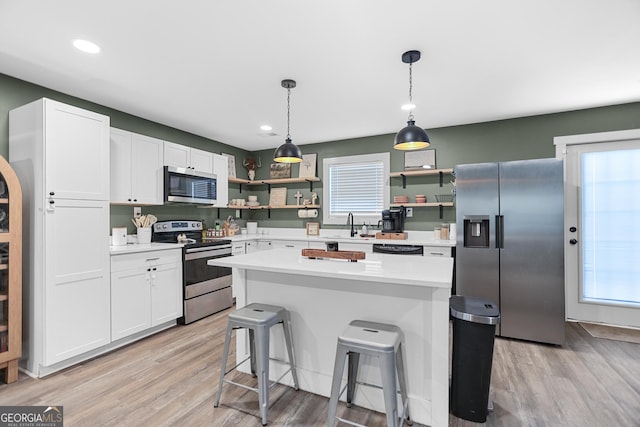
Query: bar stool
214 303 299 426
327 320 412 427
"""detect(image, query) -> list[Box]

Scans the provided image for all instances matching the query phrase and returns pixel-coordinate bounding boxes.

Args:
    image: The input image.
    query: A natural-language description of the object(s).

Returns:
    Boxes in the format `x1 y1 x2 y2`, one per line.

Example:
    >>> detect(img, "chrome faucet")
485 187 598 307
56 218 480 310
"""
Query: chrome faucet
347 212 356 237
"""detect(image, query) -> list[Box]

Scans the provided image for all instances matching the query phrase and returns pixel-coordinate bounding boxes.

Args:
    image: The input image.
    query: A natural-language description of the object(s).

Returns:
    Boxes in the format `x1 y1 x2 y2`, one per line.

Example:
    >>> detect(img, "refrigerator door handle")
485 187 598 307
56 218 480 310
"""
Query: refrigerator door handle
495 215 504 248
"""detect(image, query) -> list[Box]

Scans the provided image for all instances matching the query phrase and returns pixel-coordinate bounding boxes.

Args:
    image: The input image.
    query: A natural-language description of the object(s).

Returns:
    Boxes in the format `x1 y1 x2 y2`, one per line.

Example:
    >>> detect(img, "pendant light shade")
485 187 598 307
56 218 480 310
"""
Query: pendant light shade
394 50 430 151
273 79 303 163
394 120 430 150
273 137 303 163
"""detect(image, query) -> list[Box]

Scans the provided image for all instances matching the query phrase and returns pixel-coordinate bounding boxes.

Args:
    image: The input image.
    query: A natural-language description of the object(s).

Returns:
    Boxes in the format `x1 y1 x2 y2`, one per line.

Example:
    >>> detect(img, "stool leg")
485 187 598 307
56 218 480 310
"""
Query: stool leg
249 329 257 376
395 343 412 425
327 343 348 427
214 321 234 408
255 324 270 426
346 351 360 407
380 352 399 427
281 316 299 390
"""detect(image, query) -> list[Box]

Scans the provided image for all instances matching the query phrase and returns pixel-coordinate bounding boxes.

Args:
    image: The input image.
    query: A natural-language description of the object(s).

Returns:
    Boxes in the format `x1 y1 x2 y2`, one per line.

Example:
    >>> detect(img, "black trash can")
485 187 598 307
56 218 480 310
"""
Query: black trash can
450 295 500 423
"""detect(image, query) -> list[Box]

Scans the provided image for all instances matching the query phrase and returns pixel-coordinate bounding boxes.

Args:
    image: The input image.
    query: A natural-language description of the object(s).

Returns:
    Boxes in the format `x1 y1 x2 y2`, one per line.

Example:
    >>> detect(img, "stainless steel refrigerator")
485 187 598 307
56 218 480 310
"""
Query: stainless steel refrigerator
455 158 565 345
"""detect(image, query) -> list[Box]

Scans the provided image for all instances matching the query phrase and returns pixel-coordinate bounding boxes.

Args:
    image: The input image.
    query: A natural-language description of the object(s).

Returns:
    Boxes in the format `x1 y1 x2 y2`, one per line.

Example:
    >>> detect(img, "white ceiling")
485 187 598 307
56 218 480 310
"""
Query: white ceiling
1 0 639 152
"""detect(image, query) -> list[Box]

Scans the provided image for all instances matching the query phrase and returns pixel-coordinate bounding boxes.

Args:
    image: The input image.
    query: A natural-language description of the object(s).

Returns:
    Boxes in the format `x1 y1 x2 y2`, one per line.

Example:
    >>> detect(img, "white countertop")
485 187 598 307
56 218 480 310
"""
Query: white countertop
109 242 184 255
228 228 456 247
209 247 453 289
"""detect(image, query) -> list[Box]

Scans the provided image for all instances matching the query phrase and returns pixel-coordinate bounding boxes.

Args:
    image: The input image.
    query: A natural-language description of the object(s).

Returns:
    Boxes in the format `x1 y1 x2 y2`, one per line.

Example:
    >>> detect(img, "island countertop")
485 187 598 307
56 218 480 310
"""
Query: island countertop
209 247 453 426
209 247 453 289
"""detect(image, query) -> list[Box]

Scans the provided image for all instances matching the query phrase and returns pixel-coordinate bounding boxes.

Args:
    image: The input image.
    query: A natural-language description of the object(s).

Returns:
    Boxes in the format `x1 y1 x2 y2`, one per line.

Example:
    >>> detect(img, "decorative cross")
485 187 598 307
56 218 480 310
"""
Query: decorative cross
294 190 303 205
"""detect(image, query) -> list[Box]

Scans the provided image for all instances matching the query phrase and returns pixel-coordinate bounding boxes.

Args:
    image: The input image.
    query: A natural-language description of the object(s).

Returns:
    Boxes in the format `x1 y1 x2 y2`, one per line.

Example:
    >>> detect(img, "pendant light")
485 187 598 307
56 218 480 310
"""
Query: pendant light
273 79 303 163
394 50 430 150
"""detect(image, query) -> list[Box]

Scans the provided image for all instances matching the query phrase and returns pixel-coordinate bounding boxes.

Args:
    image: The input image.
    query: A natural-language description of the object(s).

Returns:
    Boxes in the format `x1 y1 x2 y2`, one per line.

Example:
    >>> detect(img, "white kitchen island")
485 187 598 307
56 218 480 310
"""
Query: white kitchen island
208 248 453 427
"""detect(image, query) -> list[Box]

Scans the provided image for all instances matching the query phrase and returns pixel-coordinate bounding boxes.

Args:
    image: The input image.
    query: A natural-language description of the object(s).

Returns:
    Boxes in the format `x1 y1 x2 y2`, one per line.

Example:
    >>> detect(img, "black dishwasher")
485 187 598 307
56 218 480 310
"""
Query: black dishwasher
372 244 424 255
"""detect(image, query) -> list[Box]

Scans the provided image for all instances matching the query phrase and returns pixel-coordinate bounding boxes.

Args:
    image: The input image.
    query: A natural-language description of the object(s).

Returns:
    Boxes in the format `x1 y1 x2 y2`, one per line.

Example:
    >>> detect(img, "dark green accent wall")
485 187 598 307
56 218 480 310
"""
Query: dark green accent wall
3 72 640 233
246 103 640 230
0 73 250 234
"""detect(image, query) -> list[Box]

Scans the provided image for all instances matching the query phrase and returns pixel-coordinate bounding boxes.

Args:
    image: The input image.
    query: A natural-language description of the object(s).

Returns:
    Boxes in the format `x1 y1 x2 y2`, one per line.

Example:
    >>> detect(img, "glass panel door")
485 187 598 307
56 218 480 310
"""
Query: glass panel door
565 139 640 327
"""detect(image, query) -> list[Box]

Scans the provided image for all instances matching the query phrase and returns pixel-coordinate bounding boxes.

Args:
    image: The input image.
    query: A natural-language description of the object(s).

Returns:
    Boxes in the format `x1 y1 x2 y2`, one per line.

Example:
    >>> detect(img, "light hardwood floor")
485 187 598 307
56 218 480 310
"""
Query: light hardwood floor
0 308 638 426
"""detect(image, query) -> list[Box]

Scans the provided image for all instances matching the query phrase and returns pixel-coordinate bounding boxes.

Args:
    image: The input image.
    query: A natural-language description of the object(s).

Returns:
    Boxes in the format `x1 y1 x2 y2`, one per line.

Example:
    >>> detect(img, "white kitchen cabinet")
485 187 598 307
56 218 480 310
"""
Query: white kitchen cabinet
111 249 182 341
40 99 110 201
271 240 307 249
212 153 229 207
9 98 111 376
423 246 452 257
164 141 213 174
245 240 259 253
110 128 164 205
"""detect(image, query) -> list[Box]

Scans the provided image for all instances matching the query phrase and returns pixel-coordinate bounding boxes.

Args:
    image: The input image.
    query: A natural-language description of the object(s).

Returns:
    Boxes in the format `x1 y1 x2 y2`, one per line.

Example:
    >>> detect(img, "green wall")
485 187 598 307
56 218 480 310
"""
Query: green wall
247 102 640 230
0 73 250 234
3 72 640 233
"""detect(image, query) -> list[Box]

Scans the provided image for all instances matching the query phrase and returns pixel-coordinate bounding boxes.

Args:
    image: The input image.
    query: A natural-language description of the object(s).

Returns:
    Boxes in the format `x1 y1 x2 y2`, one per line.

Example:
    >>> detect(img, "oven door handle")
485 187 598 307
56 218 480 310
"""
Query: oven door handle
185 245 232 254
184 250 232 261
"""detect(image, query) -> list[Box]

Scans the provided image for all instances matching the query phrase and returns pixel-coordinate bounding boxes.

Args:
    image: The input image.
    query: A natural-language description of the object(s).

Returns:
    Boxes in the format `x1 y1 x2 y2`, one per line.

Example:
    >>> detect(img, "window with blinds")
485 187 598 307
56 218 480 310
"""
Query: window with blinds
322 153 390 225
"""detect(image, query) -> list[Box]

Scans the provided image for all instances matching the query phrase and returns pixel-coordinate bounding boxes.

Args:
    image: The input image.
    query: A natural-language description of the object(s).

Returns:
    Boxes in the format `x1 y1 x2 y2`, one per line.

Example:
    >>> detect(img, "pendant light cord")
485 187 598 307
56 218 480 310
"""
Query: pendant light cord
286 87 291 140
408 61 414 122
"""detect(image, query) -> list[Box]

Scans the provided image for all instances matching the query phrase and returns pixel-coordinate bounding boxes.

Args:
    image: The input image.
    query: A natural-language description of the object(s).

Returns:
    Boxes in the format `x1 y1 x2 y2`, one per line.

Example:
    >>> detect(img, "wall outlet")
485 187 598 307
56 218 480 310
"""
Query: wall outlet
405 207 413 218
134 207 142 218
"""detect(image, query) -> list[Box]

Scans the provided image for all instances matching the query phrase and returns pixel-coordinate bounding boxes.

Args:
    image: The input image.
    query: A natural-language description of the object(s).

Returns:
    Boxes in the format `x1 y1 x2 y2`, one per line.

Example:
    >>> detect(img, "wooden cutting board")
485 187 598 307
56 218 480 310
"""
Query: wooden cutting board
301 249 366 262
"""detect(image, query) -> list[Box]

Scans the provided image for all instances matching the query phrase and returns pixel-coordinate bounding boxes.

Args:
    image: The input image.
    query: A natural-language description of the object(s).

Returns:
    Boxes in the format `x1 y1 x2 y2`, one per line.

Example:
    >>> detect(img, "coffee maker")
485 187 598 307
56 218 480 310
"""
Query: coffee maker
381 207 405 233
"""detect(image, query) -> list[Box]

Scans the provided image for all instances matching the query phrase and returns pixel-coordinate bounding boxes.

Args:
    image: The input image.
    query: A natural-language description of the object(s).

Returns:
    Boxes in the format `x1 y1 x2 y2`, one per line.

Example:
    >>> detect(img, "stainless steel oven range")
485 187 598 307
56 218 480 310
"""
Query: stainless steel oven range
152 220 232 324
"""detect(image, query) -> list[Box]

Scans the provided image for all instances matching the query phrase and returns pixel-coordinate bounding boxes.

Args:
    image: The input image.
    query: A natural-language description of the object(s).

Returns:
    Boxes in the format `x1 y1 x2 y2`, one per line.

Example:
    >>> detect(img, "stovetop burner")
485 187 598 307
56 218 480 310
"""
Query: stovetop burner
152 220 231 247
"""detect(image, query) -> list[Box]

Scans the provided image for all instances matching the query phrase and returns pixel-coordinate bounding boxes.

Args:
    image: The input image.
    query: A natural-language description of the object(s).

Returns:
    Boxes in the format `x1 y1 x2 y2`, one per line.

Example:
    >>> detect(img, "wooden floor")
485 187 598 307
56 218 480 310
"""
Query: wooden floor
0 308 638 426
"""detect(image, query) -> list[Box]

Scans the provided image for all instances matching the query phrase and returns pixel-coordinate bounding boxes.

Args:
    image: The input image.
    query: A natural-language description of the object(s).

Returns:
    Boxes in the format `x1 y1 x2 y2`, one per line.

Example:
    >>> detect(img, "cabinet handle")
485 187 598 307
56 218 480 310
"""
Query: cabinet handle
146 257 160 261
49 200 55 205
133 199 137 202
49 191 55 196
429 252 445 256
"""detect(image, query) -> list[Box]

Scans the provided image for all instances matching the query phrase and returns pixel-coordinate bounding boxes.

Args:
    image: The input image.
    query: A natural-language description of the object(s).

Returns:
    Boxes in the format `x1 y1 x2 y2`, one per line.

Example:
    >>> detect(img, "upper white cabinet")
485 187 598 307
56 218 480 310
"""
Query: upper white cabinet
19 99 110 201
164 141 213 174
212 153 229 207
110 128 164 205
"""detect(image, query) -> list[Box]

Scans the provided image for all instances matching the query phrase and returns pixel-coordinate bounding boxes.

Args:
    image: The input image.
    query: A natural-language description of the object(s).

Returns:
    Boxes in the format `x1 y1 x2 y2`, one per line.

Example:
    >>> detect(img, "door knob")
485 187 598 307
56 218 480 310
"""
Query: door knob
570 239 578 245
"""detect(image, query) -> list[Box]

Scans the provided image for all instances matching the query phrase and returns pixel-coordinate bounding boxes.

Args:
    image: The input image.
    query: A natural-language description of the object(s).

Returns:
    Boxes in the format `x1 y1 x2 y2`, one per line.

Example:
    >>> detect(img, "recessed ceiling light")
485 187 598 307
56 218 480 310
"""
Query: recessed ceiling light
73 39 100 54
260 125 273 131
401 103 416 111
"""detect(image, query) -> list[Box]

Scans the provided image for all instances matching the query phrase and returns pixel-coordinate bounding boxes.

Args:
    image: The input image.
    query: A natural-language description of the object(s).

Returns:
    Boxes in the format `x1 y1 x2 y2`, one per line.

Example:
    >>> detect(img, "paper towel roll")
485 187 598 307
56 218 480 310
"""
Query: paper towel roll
297 209 307 218
298 209 318 218
449 223 457 240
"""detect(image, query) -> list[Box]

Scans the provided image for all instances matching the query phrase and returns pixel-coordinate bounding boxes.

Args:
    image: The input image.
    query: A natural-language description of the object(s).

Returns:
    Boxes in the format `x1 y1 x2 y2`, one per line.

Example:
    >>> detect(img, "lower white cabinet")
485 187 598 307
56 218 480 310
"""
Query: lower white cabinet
246 240 272 253
111 249 183 341
270 240 307 249
423 246 452 257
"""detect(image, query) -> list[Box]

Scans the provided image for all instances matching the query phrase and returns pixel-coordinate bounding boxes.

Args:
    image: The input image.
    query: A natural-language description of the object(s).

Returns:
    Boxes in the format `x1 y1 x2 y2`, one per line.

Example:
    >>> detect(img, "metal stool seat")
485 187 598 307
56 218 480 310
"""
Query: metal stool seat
327 320 412 427
214 303 299 426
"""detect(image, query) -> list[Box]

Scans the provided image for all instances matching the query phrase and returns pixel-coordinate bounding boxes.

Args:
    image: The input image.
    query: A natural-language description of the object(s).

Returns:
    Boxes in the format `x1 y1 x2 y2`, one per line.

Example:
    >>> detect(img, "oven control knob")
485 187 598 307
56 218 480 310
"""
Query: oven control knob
162 224 168 230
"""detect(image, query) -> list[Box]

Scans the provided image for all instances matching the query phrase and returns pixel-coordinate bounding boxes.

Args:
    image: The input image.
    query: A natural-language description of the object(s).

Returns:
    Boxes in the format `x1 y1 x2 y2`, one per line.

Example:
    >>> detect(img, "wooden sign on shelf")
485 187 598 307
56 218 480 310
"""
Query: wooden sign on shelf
269 187 287 206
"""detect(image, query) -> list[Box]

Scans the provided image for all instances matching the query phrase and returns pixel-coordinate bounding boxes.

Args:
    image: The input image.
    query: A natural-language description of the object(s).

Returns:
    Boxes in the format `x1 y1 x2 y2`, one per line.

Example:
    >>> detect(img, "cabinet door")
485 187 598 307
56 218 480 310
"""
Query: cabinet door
151 260 182 325
131 134 164 204
271 240 307 249
110 128 133 203
111 268 151 341
190 148 213 174
232 242 246 255
44 199 110 365
212 153 228 207
245 241 259 253
45 99 110 201
163 141 190 169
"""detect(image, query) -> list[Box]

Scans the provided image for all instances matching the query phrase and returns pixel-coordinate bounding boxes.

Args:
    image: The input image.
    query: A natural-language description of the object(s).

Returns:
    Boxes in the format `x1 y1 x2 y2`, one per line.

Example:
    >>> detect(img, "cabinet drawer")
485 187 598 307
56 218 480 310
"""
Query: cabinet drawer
111 249 181 272
423 246 452 257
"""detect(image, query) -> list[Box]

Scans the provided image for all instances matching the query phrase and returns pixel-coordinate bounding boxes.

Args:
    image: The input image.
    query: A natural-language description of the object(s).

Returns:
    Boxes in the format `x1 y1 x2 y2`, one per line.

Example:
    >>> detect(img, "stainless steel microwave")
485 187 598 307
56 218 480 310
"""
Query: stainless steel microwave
164 166 217 205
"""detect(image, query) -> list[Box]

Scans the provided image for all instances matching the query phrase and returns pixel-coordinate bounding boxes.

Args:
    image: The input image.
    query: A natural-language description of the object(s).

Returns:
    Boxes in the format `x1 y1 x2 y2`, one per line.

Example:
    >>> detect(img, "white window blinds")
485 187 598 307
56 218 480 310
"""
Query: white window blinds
322 153 390 224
